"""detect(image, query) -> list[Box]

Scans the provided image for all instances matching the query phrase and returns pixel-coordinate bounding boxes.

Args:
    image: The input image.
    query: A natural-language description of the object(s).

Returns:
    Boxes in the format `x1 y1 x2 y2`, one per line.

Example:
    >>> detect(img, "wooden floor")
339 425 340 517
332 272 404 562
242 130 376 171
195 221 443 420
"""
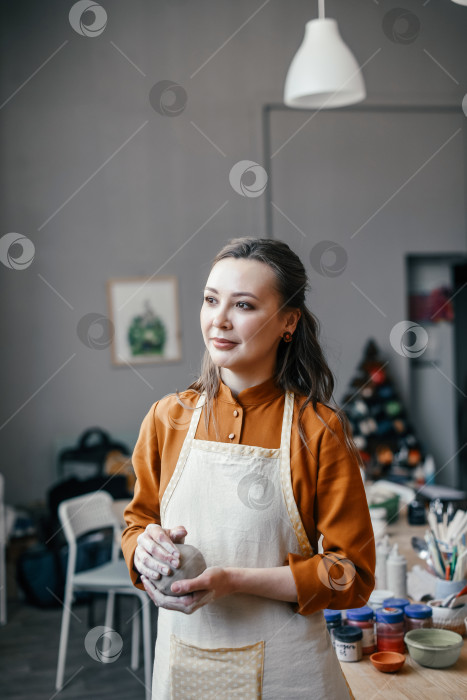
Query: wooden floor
0 596 158 700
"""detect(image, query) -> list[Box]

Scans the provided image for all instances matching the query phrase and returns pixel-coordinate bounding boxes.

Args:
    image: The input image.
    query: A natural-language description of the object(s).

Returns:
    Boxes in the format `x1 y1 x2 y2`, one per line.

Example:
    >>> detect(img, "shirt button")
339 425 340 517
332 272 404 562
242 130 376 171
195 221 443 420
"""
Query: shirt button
233 410 238 417
228 433 235 440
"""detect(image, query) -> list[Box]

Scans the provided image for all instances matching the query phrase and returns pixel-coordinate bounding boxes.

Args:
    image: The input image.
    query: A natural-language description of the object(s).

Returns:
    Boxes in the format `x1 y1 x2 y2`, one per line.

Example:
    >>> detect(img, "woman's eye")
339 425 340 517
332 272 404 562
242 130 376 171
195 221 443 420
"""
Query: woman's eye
236 301 253 310
204 296 216 304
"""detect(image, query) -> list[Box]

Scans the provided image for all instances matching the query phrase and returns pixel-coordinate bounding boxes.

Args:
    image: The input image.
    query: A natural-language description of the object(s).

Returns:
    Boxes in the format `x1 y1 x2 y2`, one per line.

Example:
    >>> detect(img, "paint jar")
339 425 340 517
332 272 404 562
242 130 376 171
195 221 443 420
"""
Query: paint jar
368 589 394 611
382 597 411 629
408 499 426 525
404 604 433 631
323 609 342 648
346 605 376 654
382 597 410 611
375 607 405 653
333 626 363 662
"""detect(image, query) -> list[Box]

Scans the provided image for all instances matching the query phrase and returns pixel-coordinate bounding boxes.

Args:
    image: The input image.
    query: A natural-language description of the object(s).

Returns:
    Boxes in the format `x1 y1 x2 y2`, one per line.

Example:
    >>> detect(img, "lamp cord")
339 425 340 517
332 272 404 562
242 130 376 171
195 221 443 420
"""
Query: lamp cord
318 0 325 20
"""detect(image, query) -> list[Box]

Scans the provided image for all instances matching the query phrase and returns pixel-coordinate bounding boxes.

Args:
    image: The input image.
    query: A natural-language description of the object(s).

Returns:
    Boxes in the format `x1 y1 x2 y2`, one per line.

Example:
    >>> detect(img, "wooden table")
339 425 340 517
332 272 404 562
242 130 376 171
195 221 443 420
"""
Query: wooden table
116 498 466 696
340 509 467 699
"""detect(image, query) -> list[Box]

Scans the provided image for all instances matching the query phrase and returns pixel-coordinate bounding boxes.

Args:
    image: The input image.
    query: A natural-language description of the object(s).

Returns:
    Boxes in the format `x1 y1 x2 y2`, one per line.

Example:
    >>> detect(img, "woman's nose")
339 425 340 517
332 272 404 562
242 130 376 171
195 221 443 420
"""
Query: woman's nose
212 308 232 328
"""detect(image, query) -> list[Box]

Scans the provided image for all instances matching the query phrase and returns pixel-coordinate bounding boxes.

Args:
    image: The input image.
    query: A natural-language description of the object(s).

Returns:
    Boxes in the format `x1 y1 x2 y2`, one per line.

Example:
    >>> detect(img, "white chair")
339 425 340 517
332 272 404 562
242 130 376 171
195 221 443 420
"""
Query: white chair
0 473 6 625
55 491 152 700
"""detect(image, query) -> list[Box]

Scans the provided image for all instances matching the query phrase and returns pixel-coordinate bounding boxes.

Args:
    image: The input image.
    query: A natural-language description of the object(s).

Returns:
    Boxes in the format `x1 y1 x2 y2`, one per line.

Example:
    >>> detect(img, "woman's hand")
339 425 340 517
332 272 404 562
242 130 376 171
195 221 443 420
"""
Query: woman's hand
134 523 186 582
170 566 234 600
141 566 234 615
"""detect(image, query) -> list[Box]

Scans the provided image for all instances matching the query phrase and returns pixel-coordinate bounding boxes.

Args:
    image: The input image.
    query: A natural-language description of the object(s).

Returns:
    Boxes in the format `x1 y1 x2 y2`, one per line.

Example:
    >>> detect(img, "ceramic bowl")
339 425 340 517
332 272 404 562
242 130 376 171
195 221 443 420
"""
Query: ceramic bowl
369 494 399 521
428 600 467 637
369 651 405 673
404 628 463 668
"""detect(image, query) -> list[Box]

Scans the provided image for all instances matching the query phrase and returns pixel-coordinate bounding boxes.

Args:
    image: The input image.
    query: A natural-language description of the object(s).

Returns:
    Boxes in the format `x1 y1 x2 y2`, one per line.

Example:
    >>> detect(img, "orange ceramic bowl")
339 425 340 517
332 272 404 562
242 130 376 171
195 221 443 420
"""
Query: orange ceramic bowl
370 651 406 673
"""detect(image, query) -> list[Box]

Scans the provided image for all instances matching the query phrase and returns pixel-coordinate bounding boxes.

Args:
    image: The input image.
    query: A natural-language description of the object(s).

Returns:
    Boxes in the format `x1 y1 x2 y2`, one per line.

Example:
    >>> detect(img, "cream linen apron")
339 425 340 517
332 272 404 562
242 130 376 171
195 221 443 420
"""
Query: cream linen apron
152 392 354 699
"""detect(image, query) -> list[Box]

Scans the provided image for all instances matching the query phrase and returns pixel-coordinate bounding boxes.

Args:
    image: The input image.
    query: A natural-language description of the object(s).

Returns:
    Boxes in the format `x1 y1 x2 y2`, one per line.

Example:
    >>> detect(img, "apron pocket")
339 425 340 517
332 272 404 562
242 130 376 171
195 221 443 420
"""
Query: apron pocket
169 634 264 699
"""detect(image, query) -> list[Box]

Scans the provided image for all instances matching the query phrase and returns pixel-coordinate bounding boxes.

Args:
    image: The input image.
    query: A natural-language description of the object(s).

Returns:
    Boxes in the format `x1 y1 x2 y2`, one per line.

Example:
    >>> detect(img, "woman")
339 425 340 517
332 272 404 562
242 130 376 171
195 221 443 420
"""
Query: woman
122 237 375 699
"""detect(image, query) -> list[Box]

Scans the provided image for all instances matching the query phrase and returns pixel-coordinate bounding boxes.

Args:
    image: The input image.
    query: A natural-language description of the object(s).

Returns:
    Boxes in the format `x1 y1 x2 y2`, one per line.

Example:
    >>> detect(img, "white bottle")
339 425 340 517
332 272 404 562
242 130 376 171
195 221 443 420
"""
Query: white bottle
423 455 436 485
386 543 407 598
375 534 391 589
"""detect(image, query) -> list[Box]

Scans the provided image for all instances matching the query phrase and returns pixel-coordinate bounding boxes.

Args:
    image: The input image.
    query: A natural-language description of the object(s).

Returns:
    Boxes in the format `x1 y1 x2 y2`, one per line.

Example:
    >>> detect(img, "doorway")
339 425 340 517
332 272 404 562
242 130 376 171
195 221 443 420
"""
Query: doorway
407 254 467 489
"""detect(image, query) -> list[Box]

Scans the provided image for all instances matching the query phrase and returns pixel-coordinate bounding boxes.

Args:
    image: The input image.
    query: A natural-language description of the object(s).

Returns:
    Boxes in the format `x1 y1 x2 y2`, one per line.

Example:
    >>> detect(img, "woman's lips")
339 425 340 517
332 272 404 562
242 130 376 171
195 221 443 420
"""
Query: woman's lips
211 338 238 350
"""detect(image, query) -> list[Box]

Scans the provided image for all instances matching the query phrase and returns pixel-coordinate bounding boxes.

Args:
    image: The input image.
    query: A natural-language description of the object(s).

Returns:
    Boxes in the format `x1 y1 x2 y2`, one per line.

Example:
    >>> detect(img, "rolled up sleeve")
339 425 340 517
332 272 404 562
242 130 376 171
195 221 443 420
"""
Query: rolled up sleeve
288 411 375 615
121 402 161 590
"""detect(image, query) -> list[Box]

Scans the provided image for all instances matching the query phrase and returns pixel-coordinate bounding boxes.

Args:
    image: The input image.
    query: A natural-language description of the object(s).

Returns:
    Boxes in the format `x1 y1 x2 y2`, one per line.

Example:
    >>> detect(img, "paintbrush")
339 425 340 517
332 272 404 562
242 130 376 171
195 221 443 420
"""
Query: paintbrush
425 530 445 577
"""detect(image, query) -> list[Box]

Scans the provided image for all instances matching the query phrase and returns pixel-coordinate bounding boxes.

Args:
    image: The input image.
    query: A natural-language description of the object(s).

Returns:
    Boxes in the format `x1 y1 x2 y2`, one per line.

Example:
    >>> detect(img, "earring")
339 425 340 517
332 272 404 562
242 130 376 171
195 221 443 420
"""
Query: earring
282 331 293 343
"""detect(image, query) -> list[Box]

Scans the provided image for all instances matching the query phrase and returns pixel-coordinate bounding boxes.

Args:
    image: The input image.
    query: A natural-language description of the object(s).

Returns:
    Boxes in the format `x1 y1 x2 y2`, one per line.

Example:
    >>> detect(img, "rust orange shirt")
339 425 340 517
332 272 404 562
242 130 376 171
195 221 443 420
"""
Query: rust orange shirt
122 377 376 615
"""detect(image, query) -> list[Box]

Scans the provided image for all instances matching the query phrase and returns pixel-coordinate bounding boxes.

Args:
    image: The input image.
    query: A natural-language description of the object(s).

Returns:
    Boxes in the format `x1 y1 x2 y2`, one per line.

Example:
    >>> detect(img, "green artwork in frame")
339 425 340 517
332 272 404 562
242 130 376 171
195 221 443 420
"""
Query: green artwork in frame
107 276 182 365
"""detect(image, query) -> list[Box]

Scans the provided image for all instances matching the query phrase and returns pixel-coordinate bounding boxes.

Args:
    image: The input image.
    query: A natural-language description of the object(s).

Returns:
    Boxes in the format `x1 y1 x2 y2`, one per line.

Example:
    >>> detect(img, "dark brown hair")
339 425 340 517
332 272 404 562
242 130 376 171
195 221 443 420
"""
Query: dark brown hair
185 237 361 463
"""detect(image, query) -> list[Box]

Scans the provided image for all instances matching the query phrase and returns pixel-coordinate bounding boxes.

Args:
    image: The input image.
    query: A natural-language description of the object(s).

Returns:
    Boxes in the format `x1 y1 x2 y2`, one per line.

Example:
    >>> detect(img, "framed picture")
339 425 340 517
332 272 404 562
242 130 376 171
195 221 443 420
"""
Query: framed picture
107 276 182 365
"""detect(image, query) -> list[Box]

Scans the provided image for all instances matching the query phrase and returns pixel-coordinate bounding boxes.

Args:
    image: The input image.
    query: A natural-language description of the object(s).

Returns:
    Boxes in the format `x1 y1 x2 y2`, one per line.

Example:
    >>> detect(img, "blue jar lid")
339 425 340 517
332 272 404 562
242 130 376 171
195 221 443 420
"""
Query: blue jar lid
323 609 342 622
333 626 363 643
404 603 432 619
346 605 374 621
375 606 404 623
382 597 410 609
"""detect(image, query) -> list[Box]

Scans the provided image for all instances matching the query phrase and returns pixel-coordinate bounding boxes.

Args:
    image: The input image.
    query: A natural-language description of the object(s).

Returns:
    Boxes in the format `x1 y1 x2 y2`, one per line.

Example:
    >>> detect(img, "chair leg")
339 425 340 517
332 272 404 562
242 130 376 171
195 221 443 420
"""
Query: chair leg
141 598 152 700
101 591 116 665
0 584 5 626
0 543 6 625
55 584 74 690
115 591 121 632
87 593 95 629
131 597 140 670
104 591 115 631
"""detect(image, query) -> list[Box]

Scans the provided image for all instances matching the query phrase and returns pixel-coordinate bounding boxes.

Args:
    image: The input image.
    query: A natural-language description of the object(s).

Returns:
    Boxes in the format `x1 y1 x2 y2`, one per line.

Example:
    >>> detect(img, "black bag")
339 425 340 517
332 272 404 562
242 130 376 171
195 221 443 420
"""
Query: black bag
16 544 64 608
16 532 113 608
57 427 130 478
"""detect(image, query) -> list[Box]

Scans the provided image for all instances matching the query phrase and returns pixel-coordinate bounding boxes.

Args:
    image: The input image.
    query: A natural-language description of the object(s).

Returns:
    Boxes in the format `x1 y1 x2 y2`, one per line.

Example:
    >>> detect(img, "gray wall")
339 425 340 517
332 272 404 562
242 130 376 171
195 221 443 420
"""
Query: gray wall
1 0 466 505
269 107 466 489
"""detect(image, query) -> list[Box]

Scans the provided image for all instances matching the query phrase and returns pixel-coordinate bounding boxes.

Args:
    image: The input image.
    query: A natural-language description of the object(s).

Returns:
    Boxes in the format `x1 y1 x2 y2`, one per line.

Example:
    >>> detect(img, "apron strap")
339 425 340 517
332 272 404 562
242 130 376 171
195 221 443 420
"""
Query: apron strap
280 392 314 558
160 393 205 522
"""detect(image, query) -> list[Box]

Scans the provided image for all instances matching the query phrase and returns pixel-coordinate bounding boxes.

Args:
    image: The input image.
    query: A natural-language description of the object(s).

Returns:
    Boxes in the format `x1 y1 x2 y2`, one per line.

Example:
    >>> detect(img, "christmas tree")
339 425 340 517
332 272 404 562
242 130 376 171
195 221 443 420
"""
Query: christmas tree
341 339 424 481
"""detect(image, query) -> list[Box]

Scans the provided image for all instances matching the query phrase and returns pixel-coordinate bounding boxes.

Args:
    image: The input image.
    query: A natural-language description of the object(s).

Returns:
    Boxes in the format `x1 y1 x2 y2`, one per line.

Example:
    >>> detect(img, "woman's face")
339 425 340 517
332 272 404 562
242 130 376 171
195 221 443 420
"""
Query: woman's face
200 257 295 380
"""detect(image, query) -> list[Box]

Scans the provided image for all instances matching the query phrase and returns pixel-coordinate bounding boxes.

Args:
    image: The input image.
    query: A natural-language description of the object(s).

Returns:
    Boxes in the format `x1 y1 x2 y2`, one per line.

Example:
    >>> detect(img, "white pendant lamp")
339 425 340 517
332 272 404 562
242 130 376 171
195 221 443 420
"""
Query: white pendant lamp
451 0 467 6
284 0 366 109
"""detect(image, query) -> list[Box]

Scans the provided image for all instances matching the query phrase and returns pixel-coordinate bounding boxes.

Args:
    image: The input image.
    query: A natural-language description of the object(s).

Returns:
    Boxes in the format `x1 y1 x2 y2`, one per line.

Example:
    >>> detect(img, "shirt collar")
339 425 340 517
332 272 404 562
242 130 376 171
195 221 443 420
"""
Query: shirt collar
217 376 284 406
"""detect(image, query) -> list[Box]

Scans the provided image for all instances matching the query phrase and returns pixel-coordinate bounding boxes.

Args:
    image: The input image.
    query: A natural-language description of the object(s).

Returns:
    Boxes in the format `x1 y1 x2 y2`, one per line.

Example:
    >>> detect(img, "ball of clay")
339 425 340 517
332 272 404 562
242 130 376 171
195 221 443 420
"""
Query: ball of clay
154 543 207 597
